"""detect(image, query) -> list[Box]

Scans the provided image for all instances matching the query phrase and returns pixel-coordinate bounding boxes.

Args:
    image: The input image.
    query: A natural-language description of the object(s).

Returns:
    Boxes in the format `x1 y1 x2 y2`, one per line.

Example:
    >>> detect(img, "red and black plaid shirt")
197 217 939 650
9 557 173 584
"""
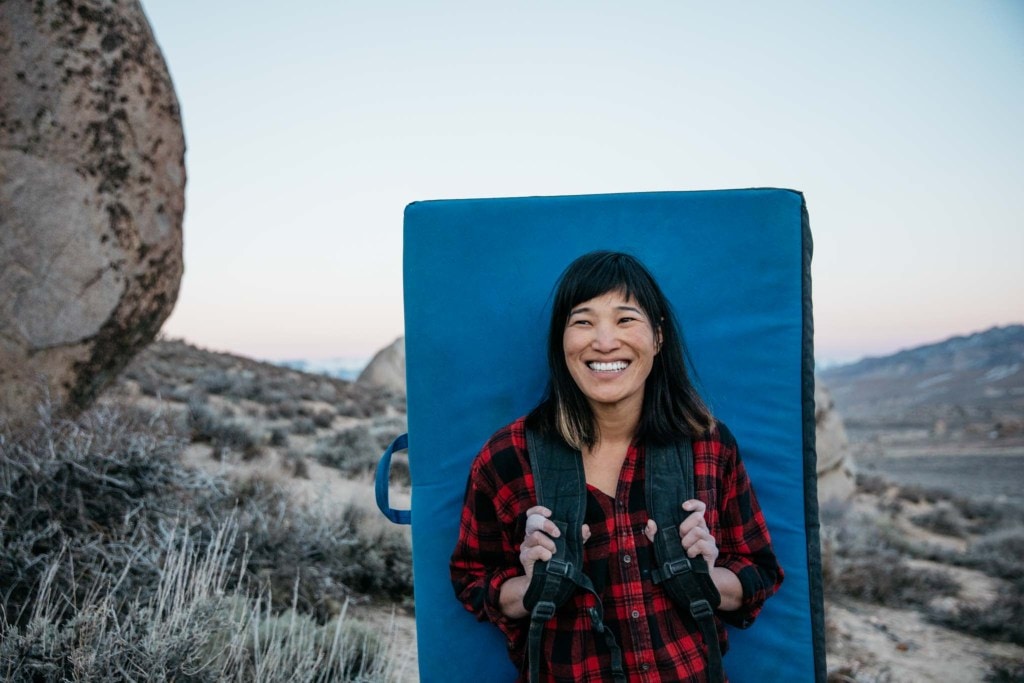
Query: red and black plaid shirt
450 417 783 682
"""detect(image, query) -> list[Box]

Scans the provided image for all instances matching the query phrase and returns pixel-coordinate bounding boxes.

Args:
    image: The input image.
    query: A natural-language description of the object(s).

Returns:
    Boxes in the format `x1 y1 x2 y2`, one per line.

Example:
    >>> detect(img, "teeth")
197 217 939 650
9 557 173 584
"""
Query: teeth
588 361 628 372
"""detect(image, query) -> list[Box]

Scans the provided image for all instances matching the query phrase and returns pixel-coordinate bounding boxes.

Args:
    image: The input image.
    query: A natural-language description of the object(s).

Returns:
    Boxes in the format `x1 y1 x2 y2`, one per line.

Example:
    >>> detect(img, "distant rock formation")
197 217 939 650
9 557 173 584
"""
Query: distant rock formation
0 0 185 426
815 380 856 505
357 337 406 395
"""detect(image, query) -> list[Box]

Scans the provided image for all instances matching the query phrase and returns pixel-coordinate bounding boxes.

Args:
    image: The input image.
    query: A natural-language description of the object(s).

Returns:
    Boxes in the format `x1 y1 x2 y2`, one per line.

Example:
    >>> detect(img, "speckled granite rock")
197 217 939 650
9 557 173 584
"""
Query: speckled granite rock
0 0 185 425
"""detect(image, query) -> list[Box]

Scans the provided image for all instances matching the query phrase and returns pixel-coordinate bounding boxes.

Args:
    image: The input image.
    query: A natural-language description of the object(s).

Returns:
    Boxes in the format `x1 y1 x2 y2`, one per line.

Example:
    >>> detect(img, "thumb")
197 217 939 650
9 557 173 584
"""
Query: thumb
644 519 658 543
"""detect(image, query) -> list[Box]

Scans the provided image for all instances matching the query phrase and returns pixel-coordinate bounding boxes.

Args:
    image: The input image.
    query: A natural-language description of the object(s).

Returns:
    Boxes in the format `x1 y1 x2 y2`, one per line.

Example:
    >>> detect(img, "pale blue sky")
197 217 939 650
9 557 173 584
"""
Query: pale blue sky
145 1 1023 365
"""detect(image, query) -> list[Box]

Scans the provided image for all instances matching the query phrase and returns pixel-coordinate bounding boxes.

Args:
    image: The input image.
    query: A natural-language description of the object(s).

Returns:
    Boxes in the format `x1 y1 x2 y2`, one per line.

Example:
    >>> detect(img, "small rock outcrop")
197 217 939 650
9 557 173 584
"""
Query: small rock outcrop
815 380 856 505
0 0 185 426
357 337 406 395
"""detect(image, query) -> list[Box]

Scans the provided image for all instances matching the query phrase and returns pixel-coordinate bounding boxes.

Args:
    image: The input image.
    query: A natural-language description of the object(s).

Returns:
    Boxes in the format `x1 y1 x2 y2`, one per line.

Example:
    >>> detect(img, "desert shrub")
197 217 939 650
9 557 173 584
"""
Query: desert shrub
282 450 310 479
0 405 216 628
315 426 379 477
855 472 891 496
927 575 1024 645
292 417 317 435
188 400 263 459
370 416 407 451
897 483 949 505
910 502 968 538
228 477 413 618
335 505 414 602
985 656 1024 682
826 553 958 606
269 427 290 447
268 401 300 419
955 528 1024 581
313 410 335 429
957 497 1024 532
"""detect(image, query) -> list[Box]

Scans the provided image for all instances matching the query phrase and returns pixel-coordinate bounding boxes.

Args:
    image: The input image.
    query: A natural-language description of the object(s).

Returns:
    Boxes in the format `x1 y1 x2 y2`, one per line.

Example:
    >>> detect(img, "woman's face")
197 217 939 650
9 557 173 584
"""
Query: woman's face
562 289 661 415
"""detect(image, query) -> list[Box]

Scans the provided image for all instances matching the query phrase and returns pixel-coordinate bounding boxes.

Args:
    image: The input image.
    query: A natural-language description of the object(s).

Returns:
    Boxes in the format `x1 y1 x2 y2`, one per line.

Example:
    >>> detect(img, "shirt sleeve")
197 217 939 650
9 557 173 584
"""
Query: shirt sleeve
712 425 784 629
449 437 529 649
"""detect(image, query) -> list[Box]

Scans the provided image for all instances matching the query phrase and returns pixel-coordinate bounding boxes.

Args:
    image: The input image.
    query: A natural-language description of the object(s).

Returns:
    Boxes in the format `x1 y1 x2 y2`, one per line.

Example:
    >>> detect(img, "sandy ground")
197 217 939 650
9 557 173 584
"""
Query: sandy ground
827 600 1023 682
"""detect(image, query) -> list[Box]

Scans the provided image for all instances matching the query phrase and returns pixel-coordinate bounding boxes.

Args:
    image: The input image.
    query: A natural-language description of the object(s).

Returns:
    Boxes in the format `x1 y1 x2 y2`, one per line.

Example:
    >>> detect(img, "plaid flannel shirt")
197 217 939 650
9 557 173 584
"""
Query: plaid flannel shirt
450 417 783 682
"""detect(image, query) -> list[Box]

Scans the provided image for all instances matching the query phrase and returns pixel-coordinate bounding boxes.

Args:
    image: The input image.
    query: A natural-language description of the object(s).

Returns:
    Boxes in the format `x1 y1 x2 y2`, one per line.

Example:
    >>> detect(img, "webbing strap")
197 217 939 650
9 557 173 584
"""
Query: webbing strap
524 430 626 683
646 440 724 683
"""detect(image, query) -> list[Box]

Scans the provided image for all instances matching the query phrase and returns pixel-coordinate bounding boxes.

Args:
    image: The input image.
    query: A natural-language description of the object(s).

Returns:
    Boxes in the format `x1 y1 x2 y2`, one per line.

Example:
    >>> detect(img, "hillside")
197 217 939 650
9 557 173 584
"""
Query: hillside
820 325 1024 444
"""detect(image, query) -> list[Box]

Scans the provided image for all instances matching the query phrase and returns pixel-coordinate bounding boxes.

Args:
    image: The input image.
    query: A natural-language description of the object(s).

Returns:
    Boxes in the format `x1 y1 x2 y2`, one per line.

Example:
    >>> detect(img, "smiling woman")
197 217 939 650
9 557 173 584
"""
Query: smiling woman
449 251 783 683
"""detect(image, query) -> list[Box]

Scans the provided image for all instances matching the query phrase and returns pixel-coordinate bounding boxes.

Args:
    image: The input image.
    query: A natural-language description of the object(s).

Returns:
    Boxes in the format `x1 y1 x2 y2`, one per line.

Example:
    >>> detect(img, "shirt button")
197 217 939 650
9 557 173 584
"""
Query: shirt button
623 554 632 564
631 610 640 619
640 663 650 672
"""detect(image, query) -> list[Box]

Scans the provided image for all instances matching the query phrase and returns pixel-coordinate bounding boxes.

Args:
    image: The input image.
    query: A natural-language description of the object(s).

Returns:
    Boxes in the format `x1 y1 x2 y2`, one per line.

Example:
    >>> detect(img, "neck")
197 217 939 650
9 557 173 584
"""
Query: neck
589 395 642 446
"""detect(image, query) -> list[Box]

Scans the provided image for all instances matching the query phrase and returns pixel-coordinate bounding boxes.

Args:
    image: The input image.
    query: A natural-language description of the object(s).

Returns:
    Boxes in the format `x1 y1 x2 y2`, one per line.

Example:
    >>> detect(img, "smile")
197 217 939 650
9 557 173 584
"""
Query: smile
587 361 629 372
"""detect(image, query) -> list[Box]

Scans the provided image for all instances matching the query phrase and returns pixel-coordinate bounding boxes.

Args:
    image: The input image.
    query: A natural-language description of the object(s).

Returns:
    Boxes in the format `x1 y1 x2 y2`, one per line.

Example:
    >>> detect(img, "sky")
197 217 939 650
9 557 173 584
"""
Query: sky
143 1 1024 366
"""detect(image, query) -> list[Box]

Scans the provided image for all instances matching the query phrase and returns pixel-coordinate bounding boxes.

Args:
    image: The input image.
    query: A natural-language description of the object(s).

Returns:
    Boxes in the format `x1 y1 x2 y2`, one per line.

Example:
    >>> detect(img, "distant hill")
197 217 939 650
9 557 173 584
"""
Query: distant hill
820 325 1024 435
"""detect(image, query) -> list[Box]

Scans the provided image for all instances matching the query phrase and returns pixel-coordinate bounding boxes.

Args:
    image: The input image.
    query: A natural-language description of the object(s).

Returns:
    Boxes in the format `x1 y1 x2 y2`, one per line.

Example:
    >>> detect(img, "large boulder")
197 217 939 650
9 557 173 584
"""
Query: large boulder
815 379 856 506
357 337 406 395
0 0 185 426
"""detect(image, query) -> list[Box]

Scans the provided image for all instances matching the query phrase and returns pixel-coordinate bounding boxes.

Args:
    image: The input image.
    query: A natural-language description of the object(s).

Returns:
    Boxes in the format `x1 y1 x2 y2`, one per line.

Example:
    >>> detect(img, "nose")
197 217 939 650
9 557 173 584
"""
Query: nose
591 321 621 352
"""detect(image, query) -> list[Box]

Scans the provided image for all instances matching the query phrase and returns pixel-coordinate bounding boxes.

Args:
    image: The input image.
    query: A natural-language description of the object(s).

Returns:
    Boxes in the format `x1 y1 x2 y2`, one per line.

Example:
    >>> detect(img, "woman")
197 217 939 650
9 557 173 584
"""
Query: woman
450 251 782 682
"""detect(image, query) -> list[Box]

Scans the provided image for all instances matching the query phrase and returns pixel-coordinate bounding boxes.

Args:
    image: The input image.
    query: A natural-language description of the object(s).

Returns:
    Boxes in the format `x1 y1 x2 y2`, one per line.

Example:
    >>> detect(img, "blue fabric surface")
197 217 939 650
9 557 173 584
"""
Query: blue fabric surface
399 189 820 682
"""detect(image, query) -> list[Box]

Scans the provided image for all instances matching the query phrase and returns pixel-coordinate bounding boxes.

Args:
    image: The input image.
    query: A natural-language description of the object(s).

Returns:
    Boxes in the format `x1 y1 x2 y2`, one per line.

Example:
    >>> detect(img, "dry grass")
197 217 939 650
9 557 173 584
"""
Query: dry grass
0 395 411 681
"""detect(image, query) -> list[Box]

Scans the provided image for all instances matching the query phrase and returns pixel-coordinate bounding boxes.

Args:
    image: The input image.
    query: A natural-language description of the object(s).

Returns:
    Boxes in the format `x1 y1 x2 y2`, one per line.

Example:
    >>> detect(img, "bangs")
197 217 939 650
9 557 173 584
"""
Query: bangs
554 253 663 324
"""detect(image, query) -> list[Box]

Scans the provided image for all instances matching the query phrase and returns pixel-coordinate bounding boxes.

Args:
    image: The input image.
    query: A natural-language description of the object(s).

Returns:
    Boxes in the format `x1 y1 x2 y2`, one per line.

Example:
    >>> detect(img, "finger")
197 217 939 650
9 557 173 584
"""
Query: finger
679 500 708 535
520 545 554 569
644 519 658 543
522 530 557 554
682 499 707 514
525 513 560 538
680 526 710 550
525 506 552 518
581 524 592 544
685 538 718 565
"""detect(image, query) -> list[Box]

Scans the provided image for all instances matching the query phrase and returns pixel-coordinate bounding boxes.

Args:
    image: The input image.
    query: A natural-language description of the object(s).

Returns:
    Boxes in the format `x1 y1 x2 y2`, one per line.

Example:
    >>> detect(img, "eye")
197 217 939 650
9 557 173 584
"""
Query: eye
618 316 638 324
569 319 592 327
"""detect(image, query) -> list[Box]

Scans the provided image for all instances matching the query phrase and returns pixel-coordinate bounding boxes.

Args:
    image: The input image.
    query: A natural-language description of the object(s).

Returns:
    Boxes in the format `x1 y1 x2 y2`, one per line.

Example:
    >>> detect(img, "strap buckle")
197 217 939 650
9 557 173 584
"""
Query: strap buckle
532 600 557 621
689 598 714 620
546 558 573 577
664 557 693 577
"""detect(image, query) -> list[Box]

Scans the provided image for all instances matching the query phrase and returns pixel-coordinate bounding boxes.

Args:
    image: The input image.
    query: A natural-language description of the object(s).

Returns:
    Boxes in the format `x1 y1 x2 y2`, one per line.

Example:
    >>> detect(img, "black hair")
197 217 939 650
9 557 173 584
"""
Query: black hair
526 250 713 449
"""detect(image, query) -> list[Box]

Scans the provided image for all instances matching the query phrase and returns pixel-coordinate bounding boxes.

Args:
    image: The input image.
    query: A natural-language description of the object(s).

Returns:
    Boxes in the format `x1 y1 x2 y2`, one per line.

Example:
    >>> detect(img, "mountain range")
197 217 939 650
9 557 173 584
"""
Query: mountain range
820 324 1024 435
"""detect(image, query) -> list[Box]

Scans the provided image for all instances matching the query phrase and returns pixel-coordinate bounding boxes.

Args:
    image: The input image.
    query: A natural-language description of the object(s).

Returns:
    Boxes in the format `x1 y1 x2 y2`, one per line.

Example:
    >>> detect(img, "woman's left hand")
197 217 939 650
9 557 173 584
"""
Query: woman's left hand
644 498 718 568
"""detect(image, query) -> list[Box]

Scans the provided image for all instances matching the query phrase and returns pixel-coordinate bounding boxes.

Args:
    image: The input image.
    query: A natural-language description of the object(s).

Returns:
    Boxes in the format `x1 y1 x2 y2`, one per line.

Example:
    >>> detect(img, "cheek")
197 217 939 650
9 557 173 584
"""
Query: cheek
562 330 586 356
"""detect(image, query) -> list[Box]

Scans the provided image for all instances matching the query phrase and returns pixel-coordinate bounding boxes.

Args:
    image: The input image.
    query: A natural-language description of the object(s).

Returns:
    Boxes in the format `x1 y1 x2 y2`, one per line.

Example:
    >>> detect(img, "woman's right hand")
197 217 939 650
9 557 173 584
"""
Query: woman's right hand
500 506 590 618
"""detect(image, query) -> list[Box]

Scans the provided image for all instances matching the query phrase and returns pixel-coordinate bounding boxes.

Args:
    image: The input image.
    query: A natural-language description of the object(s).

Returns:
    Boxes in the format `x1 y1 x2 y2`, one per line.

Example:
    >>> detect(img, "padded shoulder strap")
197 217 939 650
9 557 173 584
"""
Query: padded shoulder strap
646 439 724 683
523 429 624 683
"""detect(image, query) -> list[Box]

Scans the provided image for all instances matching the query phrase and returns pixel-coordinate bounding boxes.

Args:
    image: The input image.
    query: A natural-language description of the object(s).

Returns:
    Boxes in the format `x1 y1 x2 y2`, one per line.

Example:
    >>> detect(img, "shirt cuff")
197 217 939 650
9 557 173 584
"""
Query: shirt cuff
715 556 767 628
484 567 529 645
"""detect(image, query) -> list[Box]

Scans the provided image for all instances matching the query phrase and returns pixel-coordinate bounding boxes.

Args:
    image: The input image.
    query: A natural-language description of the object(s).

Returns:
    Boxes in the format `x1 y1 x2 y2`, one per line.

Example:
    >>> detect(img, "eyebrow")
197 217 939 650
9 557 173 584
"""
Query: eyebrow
568 305 644 316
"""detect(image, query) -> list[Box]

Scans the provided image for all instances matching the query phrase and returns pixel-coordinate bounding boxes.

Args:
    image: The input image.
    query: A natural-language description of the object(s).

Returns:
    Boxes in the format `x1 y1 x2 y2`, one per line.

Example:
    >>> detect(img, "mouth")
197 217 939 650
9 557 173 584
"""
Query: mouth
587 360 630 373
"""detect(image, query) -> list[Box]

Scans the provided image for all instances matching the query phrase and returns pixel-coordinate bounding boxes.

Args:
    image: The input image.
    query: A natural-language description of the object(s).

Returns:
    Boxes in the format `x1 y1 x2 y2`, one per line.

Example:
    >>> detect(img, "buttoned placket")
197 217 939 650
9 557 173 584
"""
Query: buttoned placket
616 445 656 682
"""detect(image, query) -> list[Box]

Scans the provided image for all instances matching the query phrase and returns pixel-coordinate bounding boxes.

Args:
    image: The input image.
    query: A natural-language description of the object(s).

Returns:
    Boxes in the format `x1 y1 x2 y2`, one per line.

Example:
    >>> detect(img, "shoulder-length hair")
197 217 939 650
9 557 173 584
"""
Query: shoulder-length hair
526 250 713 449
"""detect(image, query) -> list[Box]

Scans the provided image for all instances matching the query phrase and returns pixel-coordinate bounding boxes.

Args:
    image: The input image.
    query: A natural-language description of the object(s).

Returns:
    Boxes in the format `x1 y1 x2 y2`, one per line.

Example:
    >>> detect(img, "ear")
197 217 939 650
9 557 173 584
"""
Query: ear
655 324 664 354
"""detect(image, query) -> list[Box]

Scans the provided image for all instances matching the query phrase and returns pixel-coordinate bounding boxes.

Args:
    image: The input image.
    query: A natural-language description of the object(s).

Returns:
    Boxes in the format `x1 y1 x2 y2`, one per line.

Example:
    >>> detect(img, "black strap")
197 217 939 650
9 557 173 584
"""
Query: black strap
523 430 723 682
524 430 626 683
646 440 724 683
